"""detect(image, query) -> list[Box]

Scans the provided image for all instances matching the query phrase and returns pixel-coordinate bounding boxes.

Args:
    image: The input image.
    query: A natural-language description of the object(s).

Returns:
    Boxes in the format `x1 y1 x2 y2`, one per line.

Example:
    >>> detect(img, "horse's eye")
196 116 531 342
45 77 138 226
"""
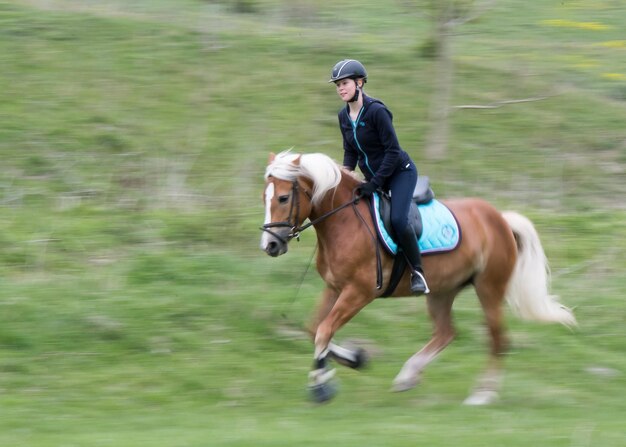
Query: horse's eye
278 195 290 205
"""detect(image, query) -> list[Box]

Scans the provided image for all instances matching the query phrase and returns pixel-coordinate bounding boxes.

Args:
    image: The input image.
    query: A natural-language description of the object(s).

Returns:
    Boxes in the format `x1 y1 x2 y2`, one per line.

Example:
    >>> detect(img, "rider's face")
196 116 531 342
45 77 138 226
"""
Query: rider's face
335 78 360 102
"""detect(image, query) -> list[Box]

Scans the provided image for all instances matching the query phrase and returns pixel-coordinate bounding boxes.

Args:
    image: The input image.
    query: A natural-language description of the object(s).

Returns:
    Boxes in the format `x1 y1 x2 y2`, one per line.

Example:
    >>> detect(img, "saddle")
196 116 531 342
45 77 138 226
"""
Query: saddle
369 177 461 297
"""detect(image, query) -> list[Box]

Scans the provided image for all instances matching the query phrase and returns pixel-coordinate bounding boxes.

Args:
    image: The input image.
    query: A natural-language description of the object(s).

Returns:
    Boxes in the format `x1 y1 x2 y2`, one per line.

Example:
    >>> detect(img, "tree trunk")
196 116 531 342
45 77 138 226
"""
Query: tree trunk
425 12 454 160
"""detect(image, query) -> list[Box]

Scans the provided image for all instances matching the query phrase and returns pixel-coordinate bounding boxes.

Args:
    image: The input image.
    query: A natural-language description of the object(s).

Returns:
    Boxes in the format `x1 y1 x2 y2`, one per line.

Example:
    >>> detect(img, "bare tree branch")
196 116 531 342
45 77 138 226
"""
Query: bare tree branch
454 95 553 109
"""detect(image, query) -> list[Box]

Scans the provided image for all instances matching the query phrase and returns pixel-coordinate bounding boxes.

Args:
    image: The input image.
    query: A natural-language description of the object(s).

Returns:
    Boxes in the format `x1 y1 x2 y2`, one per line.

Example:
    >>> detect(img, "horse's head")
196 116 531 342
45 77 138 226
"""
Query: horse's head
260 152 315 257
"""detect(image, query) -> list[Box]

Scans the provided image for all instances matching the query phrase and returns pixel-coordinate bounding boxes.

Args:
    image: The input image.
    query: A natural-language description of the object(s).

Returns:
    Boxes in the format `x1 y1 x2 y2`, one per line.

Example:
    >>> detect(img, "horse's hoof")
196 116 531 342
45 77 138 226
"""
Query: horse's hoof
308 368 337 403
328 342 369 370
391 369 420 392
463 390 499 406
309 381 337 403
351 347 369 370
391 381 415 392
391 376 418 392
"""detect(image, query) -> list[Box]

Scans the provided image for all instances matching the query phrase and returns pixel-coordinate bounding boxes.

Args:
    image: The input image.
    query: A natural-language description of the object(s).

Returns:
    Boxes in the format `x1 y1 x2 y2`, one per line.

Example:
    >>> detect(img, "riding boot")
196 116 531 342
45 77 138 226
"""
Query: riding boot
396 225 430 296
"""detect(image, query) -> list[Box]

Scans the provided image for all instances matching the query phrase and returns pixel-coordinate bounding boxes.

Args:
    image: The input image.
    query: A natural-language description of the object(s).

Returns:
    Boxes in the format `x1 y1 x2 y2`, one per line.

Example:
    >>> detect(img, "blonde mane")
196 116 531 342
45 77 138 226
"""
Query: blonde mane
265 151 342 205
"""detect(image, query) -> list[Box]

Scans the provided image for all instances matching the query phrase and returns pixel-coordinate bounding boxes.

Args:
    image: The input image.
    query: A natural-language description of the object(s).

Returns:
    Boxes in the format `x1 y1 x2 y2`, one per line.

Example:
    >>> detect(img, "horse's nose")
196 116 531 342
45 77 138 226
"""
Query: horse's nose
266 241 281 257
265 240 288 257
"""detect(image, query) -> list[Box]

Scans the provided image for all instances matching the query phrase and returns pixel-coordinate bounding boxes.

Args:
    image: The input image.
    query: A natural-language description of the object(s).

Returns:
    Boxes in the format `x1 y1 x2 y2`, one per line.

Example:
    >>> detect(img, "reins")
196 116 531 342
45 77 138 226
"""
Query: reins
292 191 359 238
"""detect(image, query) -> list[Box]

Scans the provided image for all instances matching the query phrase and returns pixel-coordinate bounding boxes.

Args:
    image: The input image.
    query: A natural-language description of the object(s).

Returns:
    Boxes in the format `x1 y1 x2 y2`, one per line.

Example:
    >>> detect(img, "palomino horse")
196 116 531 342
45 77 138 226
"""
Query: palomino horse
260 151 576 404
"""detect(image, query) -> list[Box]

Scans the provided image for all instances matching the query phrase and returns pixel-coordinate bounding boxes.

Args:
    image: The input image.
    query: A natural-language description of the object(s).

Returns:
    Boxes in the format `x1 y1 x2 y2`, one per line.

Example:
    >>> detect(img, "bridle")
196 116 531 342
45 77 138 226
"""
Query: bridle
260 179 307 244
260 178 360 243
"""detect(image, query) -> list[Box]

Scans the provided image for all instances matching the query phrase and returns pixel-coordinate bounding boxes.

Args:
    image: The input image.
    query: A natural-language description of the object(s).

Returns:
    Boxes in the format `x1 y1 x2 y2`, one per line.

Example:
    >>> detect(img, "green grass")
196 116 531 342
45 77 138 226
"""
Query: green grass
1 0 625 445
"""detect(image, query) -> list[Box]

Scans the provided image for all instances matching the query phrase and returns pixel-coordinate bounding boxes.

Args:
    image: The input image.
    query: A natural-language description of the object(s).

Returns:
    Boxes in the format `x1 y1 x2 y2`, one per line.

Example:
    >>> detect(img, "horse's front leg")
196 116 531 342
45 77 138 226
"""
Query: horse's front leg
309 284 373 402
308 288 369 370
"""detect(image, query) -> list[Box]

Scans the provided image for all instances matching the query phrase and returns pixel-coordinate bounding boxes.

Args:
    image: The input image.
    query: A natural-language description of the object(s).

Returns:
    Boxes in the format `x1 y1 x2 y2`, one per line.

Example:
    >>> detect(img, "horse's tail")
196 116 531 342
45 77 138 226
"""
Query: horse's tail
501 211 577 328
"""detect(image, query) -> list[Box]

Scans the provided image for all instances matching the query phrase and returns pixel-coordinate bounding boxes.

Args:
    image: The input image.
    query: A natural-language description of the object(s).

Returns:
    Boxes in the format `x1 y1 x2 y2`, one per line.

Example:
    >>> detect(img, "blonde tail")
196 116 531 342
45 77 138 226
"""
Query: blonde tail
502 212 577 328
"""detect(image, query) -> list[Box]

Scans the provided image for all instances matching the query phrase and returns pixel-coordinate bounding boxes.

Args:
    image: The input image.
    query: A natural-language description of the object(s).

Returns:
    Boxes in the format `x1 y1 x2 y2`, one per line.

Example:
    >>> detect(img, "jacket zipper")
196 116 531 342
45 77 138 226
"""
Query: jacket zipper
351 107 375 177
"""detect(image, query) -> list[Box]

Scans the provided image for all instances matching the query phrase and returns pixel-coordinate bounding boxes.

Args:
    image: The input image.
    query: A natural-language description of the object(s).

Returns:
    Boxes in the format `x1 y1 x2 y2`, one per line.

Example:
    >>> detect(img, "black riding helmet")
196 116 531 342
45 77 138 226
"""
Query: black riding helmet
328 59 368 83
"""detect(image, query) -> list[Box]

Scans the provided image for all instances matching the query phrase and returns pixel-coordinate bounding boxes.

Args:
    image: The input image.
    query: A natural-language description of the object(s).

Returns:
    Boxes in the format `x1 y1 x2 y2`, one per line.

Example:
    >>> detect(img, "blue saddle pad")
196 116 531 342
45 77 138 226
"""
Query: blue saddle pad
372 194 461 255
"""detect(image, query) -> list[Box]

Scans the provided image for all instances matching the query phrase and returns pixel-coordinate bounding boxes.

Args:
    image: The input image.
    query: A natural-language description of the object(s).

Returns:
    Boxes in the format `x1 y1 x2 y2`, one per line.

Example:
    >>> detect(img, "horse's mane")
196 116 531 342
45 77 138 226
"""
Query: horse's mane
265 150 343 206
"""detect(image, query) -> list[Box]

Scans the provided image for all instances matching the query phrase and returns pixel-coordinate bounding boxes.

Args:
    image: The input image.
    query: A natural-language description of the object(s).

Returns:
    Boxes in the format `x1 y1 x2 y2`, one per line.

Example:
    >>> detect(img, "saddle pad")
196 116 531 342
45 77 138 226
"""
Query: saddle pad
372 195 461 255
417 200 461 253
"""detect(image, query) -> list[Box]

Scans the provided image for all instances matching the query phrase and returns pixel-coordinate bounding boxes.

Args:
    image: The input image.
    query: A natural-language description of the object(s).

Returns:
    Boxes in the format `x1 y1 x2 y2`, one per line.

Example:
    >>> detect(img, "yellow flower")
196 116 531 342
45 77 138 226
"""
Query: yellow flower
594 40 626 48
601 73 626 81
541 19 612 31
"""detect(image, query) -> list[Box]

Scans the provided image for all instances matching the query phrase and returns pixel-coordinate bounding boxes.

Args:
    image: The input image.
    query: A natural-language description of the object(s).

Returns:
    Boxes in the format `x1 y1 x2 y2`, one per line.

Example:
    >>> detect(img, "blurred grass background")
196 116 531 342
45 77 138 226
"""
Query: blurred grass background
0 0 625 446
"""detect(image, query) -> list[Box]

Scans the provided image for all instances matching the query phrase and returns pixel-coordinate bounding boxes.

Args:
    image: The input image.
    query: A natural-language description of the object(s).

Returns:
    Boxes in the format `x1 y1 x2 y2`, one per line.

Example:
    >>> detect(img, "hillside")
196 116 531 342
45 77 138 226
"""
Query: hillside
0 1 625 446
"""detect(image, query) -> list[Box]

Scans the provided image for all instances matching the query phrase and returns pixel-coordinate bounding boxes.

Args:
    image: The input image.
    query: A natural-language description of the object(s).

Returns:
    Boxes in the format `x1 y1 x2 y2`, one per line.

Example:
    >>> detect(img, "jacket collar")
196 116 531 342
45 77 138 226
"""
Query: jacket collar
344 93 379 116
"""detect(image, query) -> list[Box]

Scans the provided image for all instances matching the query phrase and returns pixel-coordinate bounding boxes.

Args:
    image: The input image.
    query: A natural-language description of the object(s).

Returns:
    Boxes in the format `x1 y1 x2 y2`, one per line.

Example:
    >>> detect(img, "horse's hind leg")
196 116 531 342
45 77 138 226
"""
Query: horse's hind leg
393 291 458 392
463 274 510 405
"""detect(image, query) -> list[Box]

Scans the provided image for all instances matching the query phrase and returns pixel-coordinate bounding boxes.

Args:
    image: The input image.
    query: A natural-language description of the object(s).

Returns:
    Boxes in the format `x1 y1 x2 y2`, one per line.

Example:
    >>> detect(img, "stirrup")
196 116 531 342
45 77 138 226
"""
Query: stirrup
411 270 430 295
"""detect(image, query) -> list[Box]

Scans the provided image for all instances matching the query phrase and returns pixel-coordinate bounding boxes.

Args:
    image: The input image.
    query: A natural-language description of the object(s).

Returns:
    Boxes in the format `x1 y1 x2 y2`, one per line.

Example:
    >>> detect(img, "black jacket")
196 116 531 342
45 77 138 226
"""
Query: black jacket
339 94 412 188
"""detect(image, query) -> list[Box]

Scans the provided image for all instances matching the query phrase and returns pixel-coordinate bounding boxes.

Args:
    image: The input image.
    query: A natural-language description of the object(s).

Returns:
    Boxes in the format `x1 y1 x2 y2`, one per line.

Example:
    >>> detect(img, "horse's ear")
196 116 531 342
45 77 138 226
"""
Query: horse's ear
293 155 301 166
268 152 276 164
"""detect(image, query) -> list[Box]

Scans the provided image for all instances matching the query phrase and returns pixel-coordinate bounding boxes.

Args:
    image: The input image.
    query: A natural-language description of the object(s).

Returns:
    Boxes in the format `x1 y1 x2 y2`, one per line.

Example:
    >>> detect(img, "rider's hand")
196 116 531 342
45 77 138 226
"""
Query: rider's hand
358 181 377 197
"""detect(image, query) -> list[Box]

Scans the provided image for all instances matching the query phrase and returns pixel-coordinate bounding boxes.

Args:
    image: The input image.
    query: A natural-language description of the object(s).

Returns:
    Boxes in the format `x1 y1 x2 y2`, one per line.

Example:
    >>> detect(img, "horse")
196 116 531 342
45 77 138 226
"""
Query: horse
260 150 576 404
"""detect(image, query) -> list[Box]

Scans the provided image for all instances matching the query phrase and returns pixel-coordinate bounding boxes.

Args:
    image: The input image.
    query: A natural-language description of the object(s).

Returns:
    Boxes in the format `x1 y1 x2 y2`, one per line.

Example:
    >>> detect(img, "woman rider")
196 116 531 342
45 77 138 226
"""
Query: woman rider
330 59 429 295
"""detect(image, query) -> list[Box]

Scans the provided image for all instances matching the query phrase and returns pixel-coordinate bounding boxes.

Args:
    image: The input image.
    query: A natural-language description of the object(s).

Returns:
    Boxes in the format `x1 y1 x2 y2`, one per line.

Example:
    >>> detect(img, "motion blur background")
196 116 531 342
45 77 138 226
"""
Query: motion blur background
0 0 624 445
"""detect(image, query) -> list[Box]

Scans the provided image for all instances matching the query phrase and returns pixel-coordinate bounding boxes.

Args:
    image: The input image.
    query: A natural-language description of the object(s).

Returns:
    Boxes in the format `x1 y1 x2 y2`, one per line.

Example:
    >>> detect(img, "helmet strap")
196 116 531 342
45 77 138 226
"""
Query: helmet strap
349 80 361 103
